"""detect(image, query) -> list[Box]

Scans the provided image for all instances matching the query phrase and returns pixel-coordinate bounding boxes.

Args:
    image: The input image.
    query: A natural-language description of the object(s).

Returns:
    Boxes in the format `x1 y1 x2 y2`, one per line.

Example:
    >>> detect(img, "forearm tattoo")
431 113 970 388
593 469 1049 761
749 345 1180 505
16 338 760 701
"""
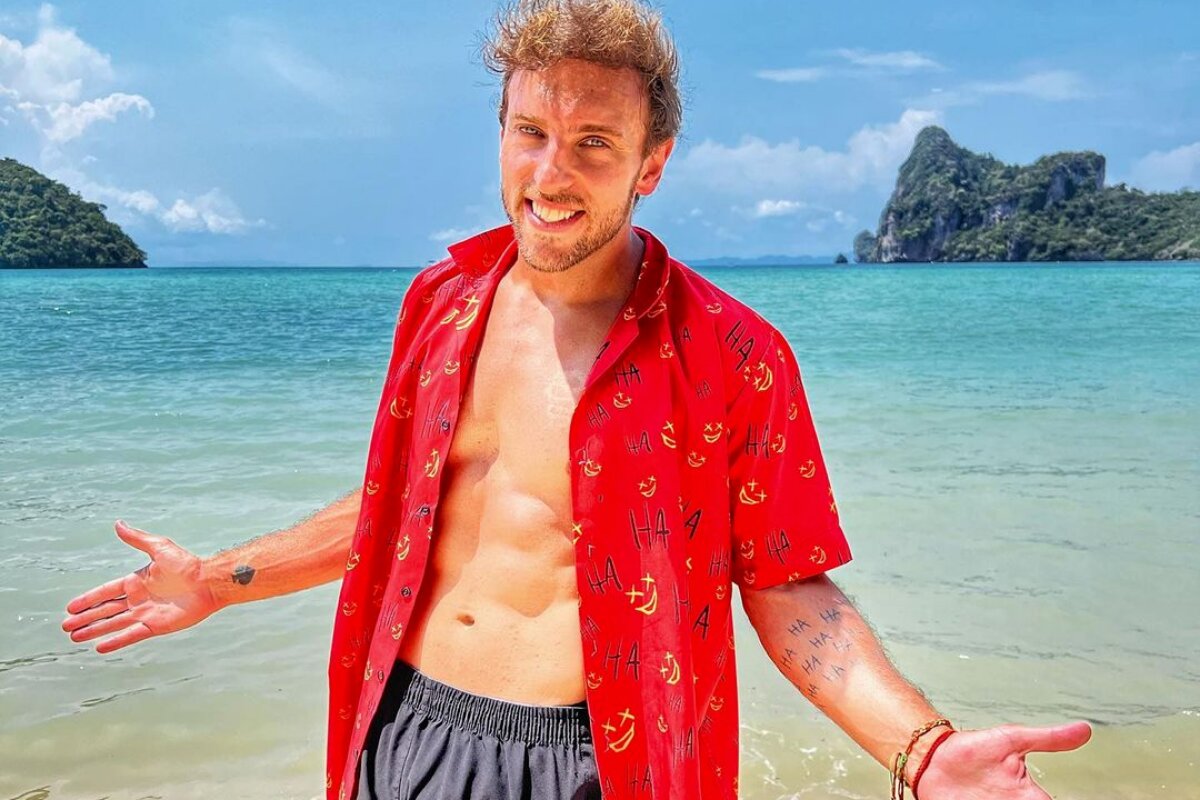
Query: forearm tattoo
776 595 856 708
232 564 256 585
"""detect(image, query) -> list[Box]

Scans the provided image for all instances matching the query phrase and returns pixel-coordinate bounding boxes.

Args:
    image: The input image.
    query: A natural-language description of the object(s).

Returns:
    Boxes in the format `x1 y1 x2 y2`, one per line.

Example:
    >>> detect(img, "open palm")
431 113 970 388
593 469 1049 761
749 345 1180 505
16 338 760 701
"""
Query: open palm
62 520 219 654
917 721 1093 799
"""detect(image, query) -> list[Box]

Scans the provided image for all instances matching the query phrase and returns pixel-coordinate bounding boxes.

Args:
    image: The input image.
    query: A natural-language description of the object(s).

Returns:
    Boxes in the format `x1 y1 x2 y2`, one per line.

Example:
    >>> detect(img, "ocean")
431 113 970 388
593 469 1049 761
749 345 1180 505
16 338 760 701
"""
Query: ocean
1 262 1197 799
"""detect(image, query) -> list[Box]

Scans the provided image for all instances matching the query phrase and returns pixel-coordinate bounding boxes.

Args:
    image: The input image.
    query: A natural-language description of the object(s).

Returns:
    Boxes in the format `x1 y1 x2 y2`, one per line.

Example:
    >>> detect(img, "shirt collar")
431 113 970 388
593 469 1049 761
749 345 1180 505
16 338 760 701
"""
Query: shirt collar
446 224 672 322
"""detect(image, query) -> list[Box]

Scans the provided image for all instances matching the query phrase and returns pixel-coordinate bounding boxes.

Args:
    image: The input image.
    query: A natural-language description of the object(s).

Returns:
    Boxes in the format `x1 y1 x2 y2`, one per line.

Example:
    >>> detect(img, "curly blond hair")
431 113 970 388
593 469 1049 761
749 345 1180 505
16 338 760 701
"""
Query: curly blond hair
481 0 682 153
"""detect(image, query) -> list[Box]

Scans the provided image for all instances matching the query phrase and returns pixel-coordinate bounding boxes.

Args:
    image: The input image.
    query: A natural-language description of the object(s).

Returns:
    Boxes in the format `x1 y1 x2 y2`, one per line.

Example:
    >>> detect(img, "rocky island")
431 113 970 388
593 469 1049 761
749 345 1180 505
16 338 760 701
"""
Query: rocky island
0 157 146 268
854 126 1200 262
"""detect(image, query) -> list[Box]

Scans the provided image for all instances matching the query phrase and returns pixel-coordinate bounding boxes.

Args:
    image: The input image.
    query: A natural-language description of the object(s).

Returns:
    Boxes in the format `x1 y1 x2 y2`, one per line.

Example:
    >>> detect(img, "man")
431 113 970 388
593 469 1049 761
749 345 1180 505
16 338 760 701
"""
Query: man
62 1 1093 798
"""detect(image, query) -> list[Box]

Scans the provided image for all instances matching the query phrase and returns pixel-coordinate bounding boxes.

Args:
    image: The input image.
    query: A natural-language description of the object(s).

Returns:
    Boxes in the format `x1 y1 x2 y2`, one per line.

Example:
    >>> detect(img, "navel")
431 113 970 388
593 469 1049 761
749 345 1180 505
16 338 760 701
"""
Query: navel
456 612 476 627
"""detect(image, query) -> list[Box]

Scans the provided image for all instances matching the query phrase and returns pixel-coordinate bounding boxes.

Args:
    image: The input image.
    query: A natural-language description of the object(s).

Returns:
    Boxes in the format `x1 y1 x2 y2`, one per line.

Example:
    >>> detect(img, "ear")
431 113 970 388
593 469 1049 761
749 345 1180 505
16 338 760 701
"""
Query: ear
634 137 675 198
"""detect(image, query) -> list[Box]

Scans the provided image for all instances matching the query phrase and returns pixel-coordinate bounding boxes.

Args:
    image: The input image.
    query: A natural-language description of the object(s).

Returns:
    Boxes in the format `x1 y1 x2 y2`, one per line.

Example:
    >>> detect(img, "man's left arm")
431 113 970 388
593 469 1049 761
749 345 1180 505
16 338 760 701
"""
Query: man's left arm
740 573 1093 798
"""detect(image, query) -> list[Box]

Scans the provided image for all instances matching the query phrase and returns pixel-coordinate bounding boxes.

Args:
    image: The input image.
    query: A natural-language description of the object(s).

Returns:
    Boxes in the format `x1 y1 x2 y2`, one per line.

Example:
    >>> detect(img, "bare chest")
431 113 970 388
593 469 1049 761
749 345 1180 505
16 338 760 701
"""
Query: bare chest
445 285 618 502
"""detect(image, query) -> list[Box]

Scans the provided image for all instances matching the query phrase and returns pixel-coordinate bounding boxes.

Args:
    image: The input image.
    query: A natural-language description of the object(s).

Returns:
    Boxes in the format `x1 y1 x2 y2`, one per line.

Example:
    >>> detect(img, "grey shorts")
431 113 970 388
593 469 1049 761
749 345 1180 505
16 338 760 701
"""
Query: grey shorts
355 660 601 800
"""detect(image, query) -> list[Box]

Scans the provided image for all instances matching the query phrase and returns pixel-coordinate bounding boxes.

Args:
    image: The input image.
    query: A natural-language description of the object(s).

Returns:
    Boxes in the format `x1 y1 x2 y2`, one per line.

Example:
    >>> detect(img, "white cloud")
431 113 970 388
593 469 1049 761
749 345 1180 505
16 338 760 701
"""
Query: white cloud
429 227 475 243
755 67 828 83
82 179 161 215
0 6 111 104
912 69 1091 108
48 166 265 235
227 18 352 110
1130 141 1200 191
257 40 341 106
2 7 260 240
833 48 943 72
969 69 1090 101
162 189 266 234
677 108 942 195
20 91 152 142
735 200 857 233
804 211 857 233
756 48 941 84
429 184 509 244
749 199 807 218
0 5 152 143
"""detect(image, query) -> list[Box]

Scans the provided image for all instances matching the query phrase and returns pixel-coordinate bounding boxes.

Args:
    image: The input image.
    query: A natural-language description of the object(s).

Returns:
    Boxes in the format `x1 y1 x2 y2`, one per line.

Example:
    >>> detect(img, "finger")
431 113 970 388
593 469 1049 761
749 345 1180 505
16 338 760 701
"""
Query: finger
62 598 128 633
66 575 129 615
1005 721 1094 754
95 621 154 655
69 609 139 644
114 519 168 556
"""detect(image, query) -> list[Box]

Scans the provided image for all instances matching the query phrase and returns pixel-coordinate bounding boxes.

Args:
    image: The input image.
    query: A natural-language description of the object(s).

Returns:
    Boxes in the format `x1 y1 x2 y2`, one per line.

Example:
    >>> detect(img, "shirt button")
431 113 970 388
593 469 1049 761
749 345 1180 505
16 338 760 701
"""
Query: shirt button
401 586 412 599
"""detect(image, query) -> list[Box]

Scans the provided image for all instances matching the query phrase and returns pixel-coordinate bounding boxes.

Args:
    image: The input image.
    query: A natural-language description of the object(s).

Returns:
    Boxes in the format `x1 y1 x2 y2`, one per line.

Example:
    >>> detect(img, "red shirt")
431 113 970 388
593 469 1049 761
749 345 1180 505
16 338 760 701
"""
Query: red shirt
326 225 852 800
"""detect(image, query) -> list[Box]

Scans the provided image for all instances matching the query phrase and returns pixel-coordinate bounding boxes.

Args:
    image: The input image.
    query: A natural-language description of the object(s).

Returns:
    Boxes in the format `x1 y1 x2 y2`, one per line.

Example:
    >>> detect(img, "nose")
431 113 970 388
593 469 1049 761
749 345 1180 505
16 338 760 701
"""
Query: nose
531 139 574 195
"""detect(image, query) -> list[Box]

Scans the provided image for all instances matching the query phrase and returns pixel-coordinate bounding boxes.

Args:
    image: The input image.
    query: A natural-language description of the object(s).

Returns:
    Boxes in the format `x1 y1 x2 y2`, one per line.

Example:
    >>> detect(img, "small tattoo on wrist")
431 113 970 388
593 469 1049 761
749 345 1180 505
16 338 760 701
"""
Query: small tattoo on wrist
232 565 256 585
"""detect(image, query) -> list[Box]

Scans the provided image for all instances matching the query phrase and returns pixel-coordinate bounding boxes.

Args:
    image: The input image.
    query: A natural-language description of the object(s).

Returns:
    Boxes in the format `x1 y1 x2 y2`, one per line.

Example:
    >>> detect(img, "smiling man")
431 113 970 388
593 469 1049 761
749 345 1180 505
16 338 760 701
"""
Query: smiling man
62 1 1092 799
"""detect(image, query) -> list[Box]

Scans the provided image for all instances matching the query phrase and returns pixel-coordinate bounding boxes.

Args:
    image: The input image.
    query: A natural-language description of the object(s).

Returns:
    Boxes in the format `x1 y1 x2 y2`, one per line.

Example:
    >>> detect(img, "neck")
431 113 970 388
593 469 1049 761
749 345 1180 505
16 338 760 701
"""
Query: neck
511 225 645 311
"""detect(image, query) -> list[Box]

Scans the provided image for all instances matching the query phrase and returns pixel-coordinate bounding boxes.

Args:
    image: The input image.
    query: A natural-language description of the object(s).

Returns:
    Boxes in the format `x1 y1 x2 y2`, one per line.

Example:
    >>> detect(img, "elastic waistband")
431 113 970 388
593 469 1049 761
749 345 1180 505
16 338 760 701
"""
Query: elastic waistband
389 660 592 747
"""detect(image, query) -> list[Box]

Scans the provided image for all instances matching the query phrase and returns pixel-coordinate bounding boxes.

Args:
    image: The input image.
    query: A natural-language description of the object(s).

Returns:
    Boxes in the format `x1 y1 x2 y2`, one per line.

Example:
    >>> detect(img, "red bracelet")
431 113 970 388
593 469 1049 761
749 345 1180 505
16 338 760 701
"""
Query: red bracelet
911 728 957 799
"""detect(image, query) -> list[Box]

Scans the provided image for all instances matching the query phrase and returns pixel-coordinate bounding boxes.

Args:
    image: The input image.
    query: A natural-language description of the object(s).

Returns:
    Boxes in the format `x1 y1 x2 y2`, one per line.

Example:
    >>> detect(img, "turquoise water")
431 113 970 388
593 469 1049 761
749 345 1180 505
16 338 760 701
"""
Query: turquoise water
1 263 1198 799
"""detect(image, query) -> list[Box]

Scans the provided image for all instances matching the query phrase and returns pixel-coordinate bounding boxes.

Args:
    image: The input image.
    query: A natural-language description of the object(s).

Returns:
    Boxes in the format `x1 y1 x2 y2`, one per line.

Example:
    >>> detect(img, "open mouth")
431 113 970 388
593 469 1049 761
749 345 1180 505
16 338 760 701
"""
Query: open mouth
525 199 584 229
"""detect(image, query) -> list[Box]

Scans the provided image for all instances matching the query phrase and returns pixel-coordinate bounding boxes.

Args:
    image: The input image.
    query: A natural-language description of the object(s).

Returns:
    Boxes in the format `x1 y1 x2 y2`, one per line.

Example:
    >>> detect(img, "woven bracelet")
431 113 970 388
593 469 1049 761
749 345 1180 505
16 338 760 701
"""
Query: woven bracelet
911 728 957 799
891 718 954 799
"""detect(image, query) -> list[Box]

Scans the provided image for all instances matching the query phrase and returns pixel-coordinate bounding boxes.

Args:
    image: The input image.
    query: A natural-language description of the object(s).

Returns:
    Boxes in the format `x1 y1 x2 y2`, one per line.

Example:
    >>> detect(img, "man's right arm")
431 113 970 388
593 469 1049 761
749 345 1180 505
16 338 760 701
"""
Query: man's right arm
204 486 362 607
64 487 363 653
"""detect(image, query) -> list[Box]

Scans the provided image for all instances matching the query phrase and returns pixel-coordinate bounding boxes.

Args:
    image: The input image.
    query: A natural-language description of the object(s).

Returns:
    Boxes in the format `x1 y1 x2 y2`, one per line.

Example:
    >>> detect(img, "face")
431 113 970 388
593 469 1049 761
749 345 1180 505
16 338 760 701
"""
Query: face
499 59 674 274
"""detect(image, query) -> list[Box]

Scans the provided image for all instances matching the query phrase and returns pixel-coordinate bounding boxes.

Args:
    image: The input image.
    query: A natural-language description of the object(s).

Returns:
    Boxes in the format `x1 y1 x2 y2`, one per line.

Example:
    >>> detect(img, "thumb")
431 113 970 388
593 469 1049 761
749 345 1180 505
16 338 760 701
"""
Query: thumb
1005 720 1094 754
114 519 166 556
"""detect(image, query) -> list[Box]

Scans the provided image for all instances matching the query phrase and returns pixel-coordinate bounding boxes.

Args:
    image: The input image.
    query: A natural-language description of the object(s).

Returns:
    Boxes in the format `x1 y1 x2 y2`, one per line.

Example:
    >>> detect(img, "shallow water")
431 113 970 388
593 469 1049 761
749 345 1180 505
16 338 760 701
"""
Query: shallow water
1 262 1197 798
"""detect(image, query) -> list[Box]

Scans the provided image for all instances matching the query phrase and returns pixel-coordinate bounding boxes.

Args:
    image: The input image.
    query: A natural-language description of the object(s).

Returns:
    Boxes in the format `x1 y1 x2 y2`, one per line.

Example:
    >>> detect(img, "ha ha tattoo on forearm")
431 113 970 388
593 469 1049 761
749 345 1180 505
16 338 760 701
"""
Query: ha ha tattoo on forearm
775 595 857 710
232 564 256 585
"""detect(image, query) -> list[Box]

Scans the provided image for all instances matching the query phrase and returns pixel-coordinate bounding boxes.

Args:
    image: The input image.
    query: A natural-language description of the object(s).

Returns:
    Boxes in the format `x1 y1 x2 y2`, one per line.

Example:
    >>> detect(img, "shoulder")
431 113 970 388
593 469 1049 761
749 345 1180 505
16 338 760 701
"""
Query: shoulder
401 225 516 315
666 258 788 367
405 257 463 300
397 257 471 321
668 258 784 336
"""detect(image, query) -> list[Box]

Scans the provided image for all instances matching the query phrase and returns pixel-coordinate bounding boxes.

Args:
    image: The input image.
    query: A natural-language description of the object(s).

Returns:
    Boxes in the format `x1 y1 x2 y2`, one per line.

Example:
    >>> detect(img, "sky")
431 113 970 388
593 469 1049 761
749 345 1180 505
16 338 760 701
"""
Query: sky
1 1 1197 266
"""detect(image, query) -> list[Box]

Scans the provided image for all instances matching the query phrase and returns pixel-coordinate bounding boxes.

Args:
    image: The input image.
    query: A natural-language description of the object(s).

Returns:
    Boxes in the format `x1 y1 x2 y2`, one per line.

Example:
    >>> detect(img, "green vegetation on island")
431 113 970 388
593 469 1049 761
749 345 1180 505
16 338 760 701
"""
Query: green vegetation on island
854 126 1200 262
0 157 146 268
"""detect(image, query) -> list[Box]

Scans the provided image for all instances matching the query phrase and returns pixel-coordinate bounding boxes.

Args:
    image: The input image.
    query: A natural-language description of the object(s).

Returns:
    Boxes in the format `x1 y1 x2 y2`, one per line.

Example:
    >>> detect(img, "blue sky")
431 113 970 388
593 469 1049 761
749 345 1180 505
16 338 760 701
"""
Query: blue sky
1 1 1197 266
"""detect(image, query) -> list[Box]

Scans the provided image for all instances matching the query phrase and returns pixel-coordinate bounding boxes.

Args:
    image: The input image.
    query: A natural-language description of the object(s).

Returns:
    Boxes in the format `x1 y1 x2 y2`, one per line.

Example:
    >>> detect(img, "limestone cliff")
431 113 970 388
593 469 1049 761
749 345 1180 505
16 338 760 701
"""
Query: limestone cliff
855 127 1199 262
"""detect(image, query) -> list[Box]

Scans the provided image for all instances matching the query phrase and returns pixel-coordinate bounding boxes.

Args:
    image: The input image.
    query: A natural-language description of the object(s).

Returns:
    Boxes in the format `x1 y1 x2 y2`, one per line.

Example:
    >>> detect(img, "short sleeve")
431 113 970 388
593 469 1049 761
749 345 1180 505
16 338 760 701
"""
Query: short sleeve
726 328 852 590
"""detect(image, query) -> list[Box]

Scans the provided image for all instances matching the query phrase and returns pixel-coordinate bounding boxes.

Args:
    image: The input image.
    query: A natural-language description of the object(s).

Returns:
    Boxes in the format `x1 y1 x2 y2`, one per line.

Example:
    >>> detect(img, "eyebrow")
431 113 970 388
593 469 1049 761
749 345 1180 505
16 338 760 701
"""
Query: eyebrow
511 113 627 140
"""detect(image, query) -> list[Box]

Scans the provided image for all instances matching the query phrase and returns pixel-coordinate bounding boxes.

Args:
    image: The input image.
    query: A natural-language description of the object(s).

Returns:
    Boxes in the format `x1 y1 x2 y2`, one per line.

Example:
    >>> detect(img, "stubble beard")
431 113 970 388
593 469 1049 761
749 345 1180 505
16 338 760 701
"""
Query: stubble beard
504 182 639 274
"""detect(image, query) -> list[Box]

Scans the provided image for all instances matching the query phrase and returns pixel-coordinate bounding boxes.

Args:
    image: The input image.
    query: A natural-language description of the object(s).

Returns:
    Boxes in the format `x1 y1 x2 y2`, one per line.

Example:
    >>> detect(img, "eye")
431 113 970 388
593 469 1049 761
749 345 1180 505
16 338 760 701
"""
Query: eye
516 125 543 137
581 136 609 148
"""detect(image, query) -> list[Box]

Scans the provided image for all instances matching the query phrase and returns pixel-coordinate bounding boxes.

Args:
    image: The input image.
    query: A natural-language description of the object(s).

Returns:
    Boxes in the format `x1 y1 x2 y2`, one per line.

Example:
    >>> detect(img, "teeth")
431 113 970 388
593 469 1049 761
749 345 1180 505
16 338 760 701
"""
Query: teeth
531 201 579 223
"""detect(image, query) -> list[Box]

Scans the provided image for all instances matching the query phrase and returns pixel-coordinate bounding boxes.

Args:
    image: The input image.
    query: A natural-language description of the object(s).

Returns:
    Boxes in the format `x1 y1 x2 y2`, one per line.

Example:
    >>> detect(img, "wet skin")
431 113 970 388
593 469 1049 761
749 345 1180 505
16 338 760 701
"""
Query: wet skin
395 59 674 704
